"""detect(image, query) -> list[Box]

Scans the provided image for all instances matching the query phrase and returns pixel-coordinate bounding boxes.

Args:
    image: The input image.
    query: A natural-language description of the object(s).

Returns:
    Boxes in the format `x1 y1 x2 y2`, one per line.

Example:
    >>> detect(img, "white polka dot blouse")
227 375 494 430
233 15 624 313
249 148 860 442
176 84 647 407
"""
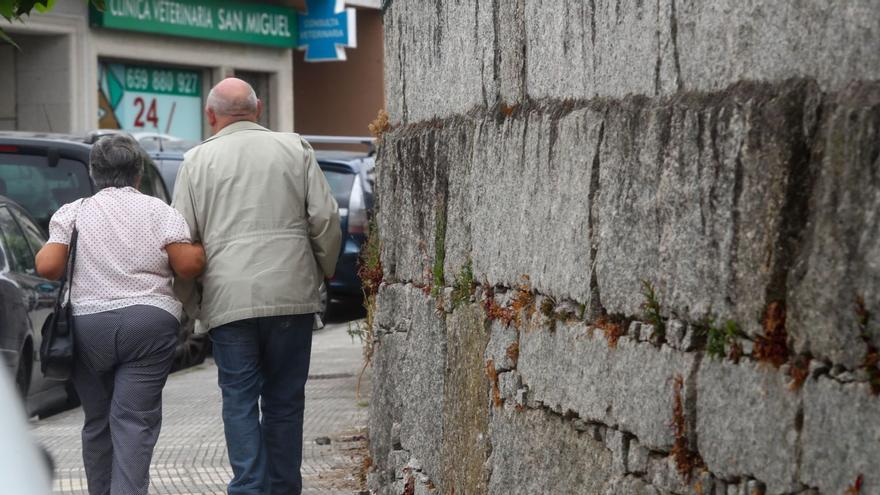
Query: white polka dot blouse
47 187 193 320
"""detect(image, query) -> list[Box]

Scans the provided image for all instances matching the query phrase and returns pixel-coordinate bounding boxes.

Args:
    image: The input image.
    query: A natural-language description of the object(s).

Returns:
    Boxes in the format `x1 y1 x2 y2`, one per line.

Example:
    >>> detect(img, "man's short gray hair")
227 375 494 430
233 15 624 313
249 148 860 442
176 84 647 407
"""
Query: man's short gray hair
89 134 145 189
206 82 258 116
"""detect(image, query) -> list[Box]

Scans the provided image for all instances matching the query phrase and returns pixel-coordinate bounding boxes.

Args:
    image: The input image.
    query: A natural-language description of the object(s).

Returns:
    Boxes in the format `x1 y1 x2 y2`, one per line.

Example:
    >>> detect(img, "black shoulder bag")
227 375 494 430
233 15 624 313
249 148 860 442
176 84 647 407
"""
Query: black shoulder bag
39 226 79 381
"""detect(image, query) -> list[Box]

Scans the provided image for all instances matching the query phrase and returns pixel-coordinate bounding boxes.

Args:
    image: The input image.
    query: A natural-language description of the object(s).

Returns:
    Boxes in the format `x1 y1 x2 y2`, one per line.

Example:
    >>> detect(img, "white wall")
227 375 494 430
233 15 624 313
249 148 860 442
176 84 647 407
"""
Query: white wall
14 34 72 132
0 45 16 130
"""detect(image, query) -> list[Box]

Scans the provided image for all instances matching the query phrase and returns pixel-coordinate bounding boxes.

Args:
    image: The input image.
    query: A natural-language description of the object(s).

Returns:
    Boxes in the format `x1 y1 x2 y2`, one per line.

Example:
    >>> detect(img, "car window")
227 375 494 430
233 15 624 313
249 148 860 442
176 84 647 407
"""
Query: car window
0 153 92 230
139 162 169 204
320 168 355 208
0 206 36 274
9 207 46 257
157 158 183 194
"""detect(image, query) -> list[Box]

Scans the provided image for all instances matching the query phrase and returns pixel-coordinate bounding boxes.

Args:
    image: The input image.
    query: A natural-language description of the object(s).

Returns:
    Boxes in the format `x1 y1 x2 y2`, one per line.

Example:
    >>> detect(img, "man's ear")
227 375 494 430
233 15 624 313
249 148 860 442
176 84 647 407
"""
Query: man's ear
255 99 263 121
206 107 217 127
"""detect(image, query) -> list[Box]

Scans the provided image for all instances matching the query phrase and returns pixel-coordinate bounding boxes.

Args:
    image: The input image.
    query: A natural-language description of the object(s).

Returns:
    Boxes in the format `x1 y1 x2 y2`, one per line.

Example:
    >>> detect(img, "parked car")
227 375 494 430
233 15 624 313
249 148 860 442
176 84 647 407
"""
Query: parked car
0 132 209 403
309 137 376 311
0 367 54 494
0 194 76 416
132 132 198 193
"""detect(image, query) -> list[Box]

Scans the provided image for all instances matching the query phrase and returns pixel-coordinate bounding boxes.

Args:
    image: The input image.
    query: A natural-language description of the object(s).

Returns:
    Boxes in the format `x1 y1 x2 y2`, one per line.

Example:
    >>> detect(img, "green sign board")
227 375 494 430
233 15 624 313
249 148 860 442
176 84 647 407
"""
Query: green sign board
99 62 203 141
90 0 298 48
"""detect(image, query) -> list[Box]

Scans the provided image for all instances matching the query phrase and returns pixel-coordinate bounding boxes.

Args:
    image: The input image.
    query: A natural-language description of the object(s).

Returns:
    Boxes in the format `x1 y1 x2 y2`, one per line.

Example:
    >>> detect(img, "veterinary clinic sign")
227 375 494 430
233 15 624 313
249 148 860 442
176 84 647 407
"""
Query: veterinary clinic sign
90 0 298 48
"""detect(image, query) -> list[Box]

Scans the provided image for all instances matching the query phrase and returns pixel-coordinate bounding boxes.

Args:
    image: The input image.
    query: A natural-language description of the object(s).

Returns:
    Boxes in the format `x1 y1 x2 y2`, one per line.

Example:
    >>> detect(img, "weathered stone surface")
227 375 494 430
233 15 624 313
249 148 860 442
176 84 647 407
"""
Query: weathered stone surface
524 0 671 101
666 320 688 349
518 321 698 450
484 320 519 372
367 283 450 490
377 124 459 286
397 289 447 487
646 454 709 495
382 0 495 123
675 1 880 94
596 82 819 337
788 83 880 368
384 0 880 123
602 475 662 495
369 331 409 492
374 283 412 331
627 437 650 475
487 407 614 494
441 304 491 495
605 428 629 476
696 359 800 494
801 377 880 494
463 108 604 303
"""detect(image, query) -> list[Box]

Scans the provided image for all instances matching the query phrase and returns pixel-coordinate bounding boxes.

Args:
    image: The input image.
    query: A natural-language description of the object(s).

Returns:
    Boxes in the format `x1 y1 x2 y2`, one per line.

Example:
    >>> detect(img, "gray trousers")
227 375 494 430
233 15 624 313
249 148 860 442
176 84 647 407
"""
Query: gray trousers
71 305 179 495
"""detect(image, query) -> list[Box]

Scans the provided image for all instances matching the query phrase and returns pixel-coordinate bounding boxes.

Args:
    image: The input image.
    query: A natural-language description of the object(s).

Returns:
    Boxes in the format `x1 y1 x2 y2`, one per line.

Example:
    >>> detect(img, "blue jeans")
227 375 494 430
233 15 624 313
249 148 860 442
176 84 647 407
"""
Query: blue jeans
210 314 313 495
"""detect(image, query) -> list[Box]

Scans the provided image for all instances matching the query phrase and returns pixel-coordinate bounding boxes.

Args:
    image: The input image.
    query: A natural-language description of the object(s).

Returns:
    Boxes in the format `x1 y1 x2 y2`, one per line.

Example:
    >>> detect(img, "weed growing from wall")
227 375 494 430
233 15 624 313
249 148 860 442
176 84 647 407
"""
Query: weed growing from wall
641 280 666 340
451 259 475 310
754 301 789 367
670 375 703 482
482 285 515 326
509 276 536 327
368 108 391 143
595 315 624 348
703 318 743 360
481 276 535 329
350 218 384 398
431 206 446 298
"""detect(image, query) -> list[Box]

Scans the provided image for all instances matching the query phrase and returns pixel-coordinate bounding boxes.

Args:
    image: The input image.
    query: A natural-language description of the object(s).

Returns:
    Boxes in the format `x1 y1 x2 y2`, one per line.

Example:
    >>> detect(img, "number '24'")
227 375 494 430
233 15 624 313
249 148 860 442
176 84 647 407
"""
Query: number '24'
133 97 159 128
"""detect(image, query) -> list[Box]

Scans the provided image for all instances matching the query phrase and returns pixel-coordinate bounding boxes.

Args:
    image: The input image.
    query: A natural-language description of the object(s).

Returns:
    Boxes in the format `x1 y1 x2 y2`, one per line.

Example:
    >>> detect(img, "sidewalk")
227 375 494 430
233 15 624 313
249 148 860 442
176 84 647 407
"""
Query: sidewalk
31 316 371 495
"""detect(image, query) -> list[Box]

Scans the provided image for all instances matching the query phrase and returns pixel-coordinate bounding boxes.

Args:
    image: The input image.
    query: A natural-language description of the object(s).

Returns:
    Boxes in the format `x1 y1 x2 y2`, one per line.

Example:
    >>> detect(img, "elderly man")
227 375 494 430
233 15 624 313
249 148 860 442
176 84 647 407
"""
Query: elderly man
172 78 341 495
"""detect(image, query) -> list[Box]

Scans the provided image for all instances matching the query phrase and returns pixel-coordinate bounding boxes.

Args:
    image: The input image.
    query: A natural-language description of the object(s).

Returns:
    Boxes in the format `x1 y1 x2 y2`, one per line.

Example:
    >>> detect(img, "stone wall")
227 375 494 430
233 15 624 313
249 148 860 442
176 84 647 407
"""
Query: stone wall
368 1 880 494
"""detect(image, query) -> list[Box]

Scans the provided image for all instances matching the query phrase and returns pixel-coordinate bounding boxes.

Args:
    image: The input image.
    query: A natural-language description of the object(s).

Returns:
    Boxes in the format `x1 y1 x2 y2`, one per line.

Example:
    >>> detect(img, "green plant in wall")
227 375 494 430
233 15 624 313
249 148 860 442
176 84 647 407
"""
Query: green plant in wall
641 280 665 340
431 205 446 297
451 259 475 310
704 317 743 359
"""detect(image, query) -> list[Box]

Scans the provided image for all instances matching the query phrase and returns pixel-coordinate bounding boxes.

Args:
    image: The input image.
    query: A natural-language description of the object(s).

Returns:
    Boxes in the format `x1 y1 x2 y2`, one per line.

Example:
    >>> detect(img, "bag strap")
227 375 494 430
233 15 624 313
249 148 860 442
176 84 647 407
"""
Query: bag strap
64 227 79 306
56 199 85 308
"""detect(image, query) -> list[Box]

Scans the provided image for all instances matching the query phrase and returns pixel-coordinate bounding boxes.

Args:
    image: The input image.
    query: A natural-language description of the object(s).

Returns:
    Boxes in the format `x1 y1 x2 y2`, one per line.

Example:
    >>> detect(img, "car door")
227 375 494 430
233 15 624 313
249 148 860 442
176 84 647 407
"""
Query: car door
0 206 59 395
0 223 30 395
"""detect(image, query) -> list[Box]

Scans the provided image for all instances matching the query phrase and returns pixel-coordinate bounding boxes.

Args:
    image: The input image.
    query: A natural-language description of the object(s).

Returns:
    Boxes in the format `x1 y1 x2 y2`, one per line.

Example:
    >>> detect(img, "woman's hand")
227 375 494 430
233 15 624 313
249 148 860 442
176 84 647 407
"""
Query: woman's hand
166 242 206 280
35 243 69 280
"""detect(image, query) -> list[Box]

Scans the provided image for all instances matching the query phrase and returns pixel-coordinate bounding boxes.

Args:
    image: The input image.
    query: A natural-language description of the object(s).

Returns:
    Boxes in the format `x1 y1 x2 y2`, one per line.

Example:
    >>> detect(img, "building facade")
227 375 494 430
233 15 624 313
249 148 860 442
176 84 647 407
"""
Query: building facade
0 0 383 141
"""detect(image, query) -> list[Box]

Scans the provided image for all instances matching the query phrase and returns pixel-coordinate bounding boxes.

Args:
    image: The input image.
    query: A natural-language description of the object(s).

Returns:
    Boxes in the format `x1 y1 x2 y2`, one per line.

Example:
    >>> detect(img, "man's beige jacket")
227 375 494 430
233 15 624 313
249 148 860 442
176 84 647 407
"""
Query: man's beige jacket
172 121 342 332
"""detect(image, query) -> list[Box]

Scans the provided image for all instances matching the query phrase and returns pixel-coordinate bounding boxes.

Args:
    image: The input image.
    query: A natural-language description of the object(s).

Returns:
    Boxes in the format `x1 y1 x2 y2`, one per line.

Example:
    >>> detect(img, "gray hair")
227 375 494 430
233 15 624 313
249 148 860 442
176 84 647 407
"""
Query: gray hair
206 82 258 117
89 134 145 189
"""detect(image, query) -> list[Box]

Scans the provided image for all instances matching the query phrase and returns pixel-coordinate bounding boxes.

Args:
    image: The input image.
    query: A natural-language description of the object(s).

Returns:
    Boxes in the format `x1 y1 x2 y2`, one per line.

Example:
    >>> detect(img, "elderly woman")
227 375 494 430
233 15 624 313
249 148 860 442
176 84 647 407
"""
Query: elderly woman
35 134 205 495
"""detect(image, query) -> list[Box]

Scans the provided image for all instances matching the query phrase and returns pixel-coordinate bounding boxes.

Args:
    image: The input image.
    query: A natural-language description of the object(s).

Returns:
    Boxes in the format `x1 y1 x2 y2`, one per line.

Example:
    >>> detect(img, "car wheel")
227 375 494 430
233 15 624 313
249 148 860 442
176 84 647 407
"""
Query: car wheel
15 346 32 399
318 281 329 325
